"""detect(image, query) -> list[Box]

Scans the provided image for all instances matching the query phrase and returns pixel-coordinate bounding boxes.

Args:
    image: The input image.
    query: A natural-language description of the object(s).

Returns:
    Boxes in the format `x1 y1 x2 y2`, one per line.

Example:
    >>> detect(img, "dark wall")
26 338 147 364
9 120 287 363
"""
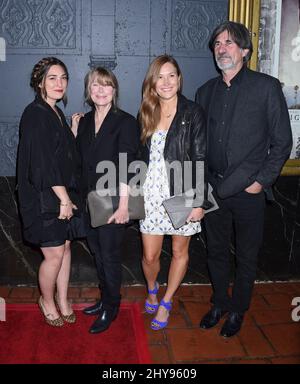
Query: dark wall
0 0 228 176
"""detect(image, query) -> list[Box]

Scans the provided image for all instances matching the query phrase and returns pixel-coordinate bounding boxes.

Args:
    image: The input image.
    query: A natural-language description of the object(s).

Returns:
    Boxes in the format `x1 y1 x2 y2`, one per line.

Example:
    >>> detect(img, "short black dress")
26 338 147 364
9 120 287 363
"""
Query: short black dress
17 96 84 246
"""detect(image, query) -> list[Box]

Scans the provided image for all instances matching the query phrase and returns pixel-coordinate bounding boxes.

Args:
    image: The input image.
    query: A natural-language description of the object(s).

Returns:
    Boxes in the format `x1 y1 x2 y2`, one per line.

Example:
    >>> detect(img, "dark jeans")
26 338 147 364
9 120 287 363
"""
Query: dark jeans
204 190 265 314
87 224 126 310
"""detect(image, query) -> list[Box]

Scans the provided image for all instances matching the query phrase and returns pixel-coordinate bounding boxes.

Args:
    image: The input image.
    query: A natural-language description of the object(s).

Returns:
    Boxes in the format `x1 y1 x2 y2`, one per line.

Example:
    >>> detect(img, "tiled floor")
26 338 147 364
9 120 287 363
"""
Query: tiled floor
1 282 300 364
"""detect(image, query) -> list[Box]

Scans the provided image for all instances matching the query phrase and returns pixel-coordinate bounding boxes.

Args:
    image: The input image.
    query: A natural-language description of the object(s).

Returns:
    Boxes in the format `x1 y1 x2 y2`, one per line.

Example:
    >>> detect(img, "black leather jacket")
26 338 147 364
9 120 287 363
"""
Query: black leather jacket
139 94 211 208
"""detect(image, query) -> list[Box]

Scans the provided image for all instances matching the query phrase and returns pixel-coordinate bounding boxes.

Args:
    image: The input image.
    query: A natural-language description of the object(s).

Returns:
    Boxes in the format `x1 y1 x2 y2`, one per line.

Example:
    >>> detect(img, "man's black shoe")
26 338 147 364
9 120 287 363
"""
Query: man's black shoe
199 307 228 329
83 301 103 316
89 307 119 334
220 312 244 338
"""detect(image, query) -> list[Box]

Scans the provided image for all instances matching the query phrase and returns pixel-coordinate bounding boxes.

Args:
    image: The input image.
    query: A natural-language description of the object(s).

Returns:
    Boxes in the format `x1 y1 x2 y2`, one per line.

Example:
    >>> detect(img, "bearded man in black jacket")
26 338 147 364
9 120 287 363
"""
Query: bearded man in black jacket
195 21 292 337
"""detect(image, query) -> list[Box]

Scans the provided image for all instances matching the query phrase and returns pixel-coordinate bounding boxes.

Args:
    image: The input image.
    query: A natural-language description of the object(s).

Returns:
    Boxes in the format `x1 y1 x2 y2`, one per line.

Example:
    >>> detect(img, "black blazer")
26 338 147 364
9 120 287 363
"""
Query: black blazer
76 107 139 199
17 96 79 243
195 67 293 199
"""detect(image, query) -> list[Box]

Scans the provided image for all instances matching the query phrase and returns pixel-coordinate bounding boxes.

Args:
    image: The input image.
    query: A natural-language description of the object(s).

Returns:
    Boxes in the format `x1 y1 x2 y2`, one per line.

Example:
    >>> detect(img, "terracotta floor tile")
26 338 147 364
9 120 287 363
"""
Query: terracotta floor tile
253 283 275 295
175 285 213 298
149 345 172 364
32 287 80 300
125 285 146 298
195 296 211 304
239 313 255 326
238 326 275 357
6 297 37 303
0 286 11 298
271 356 300 364
249 294 270 310
292 283 300 294
251 309 294 325
263 293 294 309
32 288 40 298
145 329 166 345
272 283 298 295
143 315 166 345
261 324 300 355
188 285 213 297
183 301 211 326
166 312 188 328
196 359 231 364
9 287 34 298
66 287 81 298
80 287 100 299
232 358 271 364
120 286 127 297
166 328 246 362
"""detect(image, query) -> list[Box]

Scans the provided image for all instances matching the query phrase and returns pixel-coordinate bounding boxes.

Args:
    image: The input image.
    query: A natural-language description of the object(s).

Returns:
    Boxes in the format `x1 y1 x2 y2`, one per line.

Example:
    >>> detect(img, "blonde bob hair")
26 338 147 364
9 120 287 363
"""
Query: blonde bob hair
139 55 183 144
84 67 119 109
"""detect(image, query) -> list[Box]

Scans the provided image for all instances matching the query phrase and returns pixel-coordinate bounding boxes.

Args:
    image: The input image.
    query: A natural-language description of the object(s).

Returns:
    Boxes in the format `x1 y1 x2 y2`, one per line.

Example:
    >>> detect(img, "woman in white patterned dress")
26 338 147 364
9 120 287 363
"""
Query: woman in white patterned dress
139 55 209 330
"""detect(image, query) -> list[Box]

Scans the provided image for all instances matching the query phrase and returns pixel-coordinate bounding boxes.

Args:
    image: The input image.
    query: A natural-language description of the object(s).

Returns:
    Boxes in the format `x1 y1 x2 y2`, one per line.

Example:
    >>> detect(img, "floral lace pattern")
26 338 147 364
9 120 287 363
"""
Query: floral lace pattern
139 130 201 236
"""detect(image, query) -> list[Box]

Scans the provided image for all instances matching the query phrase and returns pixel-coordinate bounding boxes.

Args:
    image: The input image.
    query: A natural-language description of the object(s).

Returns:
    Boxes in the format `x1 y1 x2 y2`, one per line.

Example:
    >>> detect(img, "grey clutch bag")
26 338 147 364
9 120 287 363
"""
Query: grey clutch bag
162 184 219 229
87 187 145 227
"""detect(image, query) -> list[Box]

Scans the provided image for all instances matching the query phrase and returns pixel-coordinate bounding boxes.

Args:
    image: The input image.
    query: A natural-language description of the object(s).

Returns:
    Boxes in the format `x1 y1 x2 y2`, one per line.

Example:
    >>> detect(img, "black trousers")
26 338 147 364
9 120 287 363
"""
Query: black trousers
87 224 126 309
204 190 265 314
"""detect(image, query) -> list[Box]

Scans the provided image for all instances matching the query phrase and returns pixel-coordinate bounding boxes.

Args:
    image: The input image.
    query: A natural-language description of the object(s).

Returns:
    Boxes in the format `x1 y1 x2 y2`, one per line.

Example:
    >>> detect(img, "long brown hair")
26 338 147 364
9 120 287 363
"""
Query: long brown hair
139 55 183 144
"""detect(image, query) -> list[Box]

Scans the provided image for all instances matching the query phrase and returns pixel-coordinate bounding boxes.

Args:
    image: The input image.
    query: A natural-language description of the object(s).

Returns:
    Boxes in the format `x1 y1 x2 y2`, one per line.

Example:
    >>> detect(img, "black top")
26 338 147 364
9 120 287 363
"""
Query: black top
76 107 139 199
17 96 80 244
207 66 245 175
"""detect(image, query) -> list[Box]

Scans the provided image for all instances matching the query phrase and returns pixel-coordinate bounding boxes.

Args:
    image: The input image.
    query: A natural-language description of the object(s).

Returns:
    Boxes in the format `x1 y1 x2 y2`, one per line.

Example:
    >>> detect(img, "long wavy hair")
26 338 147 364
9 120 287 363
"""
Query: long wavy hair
139 55 183 144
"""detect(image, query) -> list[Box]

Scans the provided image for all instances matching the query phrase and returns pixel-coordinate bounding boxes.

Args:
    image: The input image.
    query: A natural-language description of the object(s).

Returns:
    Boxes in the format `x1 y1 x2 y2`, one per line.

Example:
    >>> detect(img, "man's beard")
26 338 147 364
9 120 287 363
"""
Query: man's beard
216 55 235 70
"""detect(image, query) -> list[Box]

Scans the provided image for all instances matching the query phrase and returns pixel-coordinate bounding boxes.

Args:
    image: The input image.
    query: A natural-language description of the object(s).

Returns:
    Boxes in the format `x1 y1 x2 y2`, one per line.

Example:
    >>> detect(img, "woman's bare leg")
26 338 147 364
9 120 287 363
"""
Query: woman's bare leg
154 235 191 324
39 244 65 319
56 240 73 315
141 234 164 307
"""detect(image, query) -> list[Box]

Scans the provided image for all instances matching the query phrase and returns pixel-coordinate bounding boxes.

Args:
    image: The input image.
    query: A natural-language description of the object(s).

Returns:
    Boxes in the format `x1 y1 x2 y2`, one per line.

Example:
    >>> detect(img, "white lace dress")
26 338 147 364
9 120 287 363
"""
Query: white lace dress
139 130 201 236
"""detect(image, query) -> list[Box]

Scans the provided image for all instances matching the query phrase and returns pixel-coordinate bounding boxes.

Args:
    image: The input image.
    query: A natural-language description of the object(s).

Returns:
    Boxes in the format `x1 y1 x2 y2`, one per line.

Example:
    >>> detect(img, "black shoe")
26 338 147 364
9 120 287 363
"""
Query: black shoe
199 307 228 329
83 301 103 316
89 307 119 334
220 312 244 338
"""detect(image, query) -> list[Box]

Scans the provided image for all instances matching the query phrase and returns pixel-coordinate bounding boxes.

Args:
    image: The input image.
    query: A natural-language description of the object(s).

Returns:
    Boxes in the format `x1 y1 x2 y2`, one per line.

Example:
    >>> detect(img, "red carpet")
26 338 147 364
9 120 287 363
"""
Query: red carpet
0 303 151 364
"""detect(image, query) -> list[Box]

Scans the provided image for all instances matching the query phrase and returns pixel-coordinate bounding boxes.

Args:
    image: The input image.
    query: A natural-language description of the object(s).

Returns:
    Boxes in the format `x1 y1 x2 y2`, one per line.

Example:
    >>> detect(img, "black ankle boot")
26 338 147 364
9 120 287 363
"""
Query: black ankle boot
89 306 119 334
220 312 244 338
199 307 228 329
83 301 103 316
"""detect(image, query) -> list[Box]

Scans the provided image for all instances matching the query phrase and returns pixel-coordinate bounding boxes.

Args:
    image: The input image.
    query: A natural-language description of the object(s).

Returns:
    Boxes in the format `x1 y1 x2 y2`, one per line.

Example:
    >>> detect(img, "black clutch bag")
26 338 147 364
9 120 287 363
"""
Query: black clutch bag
87 187 145 227
162 184 219 229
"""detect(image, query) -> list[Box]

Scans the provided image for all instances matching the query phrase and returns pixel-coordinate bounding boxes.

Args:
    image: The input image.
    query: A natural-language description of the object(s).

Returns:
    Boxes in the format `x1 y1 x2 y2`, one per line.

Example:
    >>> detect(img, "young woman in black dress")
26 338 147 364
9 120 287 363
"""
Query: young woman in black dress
17 57 82 326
